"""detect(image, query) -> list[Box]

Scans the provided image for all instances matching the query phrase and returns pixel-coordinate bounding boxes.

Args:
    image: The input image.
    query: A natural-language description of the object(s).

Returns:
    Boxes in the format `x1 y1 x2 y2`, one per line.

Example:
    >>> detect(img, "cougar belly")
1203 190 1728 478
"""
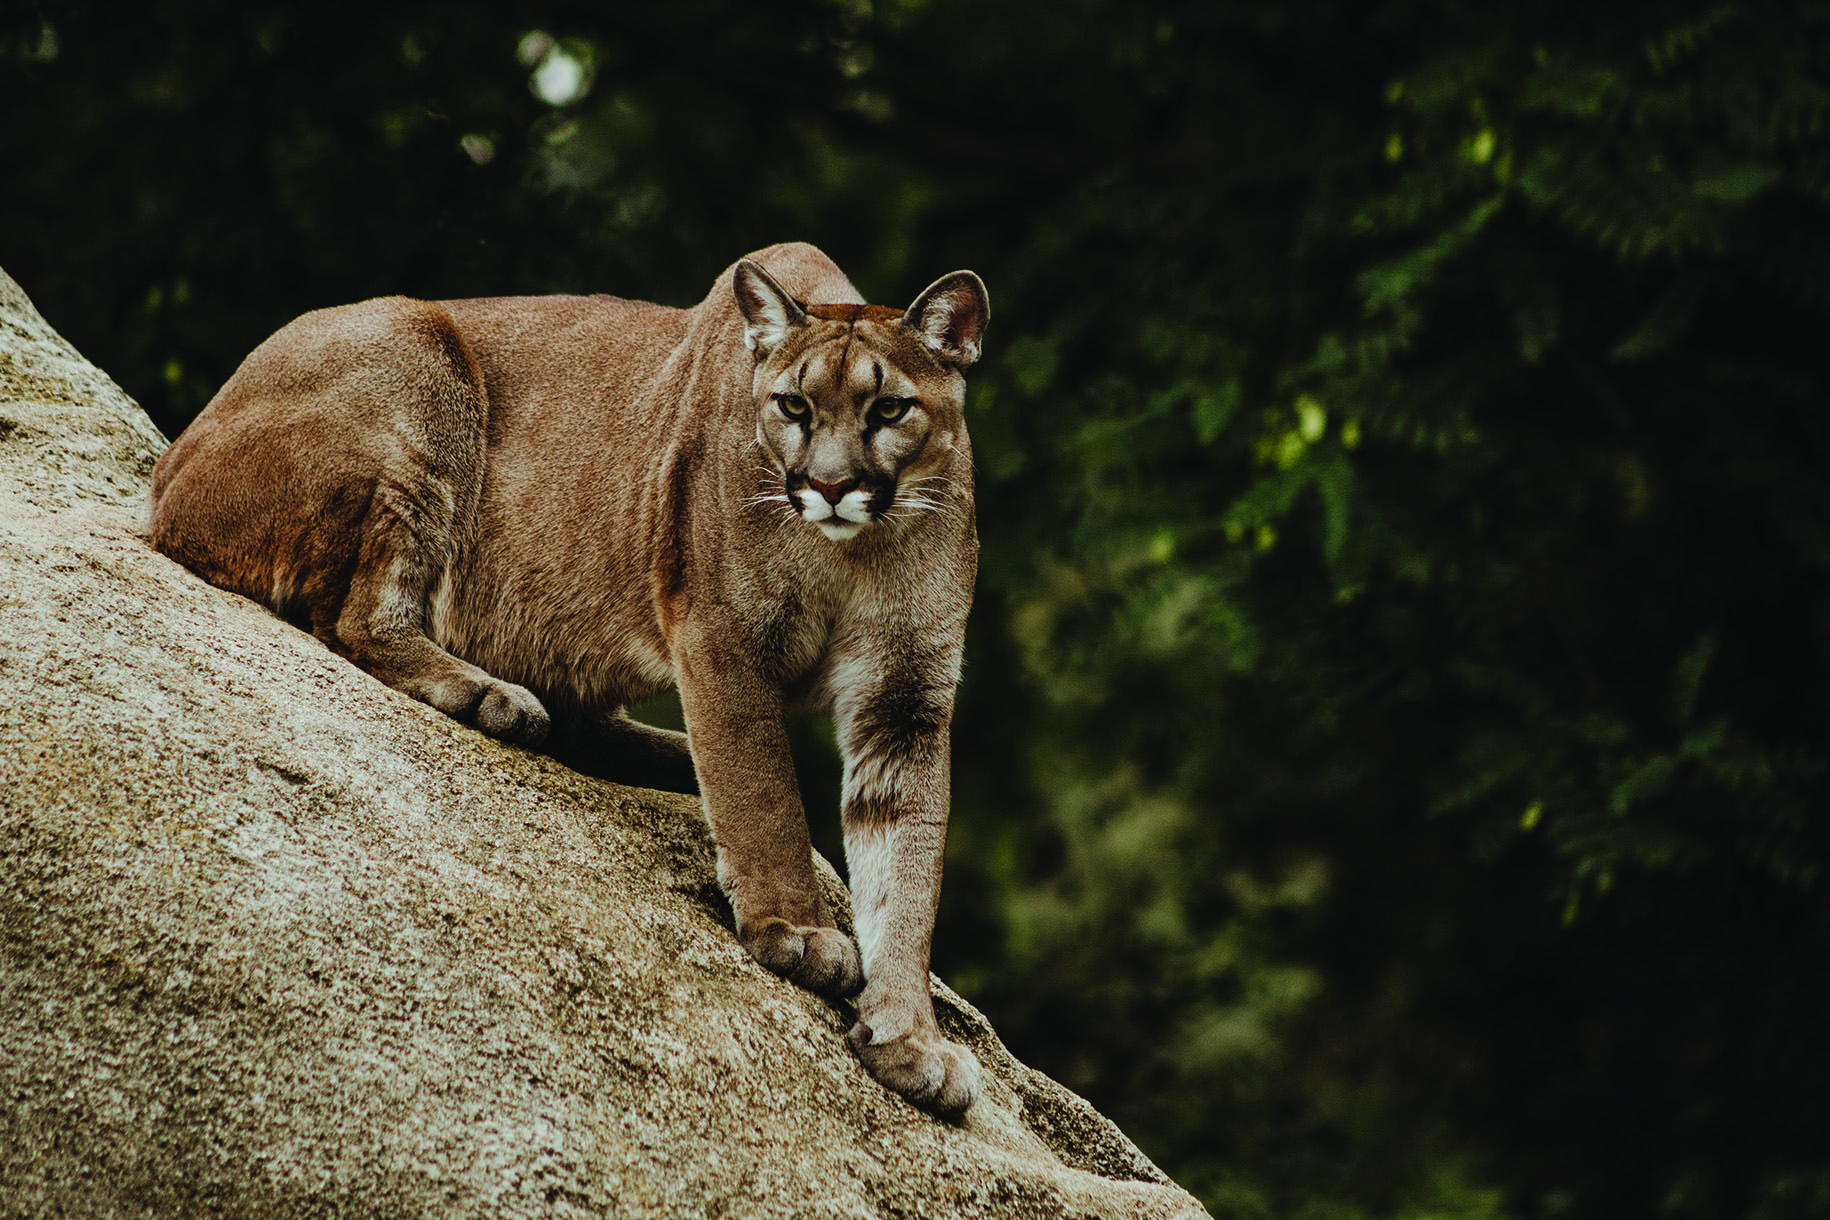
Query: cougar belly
427 463 675 718
427 477 695 792
434 571 677 717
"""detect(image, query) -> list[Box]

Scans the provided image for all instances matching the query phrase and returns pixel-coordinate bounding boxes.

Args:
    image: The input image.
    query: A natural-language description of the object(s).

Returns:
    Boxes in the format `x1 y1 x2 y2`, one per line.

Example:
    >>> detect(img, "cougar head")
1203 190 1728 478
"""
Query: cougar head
735 260 988 542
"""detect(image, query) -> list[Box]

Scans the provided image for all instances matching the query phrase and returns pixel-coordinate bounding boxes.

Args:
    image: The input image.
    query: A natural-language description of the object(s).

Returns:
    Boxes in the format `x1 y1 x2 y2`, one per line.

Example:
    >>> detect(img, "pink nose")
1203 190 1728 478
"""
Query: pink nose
807 476 857 505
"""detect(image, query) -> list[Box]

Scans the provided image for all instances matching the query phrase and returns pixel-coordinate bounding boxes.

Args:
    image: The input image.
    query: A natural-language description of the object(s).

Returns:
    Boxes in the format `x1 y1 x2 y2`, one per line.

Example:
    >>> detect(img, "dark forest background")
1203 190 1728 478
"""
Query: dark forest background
6 2 1830 1217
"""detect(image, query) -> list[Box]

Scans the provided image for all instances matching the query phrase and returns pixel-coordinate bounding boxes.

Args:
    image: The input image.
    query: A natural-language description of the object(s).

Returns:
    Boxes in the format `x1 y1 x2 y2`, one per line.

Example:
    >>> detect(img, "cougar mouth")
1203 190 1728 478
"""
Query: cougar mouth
783 471 874 537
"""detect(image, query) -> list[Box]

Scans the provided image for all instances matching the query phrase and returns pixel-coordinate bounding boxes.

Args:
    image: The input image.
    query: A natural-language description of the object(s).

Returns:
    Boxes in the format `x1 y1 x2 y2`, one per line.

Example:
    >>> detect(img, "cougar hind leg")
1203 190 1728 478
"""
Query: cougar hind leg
151 296 549 748
328 484 550 748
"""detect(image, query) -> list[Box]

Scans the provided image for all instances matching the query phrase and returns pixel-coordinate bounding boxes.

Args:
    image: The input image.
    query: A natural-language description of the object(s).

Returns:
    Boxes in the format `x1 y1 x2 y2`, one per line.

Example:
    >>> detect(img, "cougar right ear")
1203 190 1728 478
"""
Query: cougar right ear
733 260 808 359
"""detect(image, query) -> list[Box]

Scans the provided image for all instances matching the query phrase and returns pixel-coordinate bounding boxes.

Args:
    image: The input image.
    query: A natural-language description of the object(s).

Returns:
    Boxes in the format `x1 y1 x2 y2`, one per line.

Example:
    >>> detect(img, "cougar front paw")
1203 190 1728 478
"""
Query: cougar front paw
471 679 550 747
740 919 863 998
847 1020 981 1118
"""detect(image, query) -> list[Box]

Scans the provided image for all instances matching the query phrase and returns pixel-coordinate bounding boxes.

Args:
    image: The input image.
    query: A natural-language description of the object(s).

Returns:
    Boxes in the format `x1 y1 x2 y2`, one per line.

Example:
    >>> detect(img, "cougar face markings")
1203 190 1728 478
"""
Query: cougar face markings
743 271 981 547
150 243 989 1118
764 350 894 539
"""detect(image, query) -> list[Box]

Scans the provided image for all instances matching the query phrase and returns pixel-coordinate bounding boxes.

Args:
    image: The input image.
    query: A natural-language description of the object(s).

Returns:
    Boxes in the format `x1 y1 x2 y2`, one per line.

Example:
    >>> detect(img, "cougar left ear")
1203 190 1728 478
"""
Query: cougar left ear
902 271 990 371
733 260 808 359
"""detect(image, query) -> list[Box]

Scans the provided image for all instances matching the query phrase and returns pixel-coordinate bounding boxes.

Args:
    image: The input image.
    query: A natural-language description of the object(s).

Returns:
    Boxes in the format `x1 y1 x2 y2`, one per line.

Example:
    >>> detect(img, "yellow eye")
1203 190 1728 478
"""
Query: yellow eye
874 397 913 422
776 394 811 419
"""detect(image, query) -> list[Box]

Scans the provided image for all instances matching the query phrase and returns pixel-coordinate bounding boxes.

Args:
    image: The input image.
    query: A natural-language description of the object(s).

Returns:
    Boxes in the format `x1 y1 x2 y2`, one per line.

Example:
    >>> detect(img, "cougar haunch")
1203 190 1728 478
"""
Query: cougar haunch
147 243 990 1116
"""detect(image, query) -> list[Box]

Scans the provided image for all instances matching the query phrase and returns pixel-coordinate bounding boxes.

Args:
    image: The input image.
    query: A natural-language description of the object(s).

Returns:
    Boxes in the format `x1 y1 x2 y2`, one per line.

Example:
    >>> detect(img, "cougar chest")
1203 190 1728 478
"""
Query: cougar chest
743 559 897 706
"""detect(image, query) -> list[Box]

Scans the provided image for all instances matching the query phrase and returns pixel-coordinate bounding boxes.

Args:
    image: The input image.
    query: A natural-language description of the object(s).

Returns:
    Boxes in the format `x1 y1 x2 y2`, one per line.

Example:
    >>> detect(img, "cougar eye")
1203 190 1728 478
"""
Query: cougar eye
775 394 811 420
873 397 915 423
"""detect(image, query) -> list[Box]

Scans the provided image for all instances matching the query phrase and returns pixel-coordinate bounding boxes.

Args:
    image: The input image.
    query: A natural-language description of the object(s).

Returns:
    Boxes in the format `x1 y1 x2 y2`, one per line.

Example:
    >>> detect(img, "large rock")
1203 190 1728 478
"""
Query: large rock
0 269 1209 1220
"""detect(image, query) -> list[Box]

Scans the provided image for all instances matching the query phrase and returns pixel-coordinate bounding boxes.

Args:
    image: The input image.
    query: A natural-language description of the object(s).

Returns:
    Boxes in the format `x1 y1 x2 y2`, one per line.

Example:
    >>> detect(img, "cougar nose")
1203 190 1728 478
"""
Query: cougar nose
807 475 857 505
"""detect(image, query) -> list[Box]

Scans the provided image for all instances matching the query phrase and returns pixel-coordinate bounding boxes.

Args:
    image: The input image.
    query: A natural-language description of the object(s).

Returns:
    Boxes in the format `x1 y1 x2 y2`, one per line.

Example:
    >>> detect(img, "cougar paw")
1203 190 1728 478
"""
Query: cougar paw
472 680 550 747
847 1020 982 1118
741 919 863 998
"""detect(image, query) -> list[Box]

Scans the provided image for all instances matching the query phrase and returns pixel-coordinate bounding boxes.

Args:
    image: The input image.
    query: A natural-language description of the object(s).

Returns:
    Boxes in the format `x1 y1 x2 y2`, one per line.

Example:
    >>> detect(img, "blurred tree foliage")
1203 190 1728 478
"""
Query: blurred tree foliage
5 2 1829 1217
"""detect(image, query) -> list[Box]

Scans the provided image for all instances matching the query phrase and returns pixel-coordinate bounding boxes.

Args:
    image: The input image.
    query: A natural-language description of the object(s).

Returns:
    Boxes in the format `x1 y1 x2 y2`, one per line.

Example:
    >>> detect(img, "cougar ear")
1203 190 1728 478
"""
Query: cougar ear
902 270 989 371
733 260 808 359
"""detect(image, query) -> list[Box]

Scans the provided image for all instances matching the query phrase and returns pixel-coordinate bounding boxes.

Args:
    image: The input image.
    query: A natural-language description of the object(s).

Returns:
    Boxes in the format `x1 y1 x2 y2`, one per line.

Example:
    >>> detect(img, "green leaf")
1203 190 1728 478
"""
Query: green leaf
1692 164 1779 202
1192 380 1241 444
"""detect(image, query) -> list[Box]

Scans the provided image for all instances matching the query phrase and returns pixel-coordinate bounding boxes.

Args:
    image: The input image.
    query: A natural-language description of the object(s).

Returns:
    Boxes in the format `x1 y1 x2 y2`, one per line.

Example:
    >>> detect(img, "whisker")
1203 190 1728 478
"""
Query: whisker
886 502 963 526
895 476 964 510
894 494 962 516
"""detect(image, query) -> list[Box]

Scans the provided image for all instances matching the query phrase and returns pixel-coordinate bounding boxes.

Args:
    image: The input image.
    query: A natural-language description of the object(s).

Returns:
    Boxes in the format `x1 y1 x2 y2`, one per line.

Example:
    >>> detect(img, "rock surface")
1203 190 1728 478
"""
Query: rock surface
0 268 1210 1220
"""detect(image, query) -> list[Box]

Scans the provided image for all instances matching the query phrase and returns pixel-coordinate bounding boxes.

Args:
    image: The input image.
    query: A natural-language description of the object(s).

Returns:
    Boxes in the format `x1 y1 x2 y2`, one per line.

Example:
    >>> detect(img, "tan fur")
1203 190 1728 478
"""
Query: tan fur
147 243 989 1116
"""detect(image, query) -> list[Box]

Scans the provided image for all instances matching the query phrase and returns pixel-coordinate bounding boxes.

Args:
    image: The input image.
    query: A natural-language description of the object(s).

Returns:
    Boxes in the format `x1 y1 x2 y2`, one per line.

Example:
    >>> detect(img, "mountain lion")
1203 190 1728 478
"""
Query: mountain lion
147 242 989 1116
